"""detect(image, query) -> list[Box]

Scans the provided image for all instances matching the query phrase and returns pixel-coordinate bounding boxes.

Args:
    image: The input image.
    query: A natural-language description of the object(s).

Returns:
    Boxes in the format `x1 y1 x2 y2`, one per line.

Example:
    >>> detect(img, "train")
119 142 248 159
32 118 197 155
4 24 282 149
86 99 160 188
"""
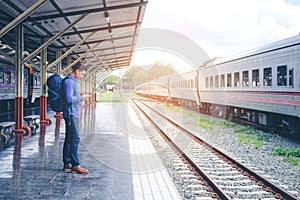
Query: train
0 55 47 112
135 35 300 139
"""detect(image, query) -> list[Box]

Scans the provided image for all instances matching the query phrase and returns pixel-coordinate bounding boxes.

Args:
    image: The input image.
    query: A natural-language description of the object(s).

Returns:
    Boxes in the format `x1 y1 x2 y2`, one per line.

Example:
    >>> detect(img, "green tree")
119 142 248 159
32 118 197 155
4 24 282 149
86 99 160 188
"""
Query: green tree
149 61 176 80
104 75 120 85
122 66 149 90
122 61 177 90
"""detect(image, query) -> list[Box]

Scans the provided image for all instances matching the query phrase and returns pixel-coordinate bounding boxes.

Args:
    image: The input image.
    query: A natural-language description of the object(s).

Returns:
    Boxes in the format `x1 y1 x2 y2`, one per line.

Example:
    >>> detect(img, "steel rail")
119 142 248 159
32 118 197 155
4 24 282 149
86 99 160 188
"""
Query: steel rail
131 98 230 200
136 98 299 200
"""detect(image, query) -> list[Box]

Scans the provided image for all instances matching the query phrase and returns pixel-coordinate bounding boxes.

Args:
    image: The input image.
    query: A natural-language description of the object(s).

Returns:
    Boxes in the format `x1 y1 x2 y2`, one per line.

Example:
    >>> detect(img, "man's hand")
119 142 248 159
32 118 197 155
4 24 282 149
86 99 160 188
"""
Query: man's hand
82 94 91 99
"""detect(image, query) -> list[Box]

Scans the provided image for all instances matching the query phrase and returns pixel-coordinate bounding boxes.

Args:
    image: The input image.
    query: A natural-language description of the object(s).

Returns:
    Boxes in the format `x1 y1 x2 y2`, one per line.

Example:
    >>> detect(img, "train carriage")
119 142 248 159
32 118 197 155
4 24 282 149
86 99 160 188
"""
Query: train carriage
199 35 300 135
136 35 300 138
136 75 169 100
169 70 198 107
0 57 29 111
0 56 46 112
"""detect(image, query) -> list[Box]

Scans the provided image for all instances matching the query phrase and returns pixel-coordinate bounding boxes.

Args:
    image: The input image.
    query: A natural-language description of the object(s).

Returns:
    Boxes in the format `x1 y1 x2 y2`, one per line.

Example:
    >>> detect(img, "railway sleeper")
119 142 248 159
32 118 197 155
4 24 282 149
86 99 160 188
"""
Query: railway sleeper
221 184 265 191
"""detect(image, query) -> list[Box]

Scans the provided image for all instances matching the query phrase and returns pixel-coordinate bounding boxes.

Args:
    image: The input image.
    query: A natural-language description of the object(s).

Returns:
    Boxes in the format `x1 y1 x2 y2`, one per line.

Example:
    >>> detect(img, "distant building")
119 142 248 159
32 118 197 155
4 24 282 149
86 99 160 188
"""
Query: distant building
106 84 116 92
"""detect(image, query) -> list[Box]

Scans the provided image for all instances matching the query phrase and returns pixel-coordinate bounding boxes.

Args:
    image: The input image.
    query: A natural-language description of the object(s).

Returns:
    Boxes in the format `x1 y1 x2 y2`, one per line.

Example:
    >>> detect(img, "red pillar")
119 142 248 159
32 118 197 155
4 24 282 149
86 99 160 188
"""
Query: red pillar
14 97 25 135
40 96 47 124
40 37 52 125
13 24 28 139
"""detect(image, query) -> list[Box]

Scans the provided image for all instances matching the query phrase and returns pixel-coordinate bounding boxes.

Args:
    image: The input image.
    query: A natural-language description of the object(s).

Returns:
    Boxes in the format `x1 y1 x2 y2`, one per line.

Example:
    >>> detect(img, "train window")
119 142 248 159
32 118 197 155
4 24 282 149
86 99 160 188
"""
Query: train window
220 74 225 87
210 76 213 88
0 68 4 83
289 68 294 87
215 75 219 87
227 73 232 87
263 67 272 86
6 71 11 84
242 71 249 87
277 65 287 86
12 72 15 84
205 77 208 88
234 72 239 87
252 69 259 87
24 72 28 85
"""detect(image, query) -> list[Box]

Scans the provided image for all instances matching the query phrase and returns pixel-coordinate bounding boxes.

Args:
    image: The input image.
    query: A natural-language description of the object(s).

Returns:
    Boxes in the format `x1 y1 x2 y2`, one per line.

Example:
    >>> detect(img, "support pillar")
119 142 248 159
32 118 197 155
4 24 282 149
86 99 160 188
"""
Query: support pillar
54 49 62 137
13 24 26 139
40 37 52 125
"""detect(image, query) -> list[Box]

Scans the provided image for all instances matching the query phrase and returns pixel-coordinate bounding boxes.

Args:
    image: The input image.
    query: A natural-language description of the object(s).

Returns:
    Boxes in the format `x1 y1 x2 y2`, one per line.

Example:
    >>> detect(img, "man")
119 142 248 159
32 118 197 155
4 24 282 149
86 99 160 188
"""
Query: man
61 62 89 174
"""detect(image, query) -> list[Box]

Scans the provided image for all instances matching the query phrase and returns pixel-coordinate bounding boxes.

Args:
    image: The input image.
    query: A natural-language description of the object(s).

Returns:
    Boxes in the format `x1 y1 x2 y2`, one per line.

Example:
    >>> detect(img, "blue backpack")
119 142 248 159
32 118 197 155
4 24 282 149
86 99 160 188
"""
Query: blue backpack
47 74 64 112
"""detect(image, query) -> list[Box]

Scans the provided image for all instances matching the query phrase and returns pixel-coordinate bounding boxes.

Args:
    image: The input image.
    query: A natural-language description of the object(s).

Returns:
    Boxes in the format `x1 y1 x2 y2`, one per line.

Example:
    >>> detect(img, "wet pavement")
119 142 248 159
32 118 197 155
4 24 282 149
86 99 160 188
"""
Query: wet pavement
0 104 133 200
0 102 180 200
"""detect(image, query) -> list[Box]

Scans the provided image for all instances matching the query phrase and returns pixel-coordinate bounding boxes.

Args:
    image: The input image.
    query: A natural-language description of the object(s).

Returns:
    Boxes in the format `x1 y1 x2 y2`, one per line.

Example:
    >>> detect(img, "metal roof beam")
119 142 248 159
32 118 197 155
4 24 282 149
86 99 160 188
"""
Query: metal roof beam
109 62 129 67
88 55 130 64
23 13 87 63
61 40 103 74
62 22 141 37
0 0 47 38
72 44 133 55
106 57 130 64
102 56 130 62
64 34 137 48
97 69 112 82
47 31 96 70
29 2 148 21
83 50 131 60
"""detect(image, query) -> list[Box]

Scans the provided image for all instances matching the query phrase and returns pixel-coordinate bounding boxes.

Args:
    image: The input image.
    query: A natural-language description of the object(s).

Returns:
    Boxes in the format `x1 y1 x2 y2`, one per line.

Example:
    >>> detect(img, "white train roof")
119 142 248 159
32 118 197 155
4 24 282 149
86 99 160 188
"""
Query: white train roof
212 34 300 66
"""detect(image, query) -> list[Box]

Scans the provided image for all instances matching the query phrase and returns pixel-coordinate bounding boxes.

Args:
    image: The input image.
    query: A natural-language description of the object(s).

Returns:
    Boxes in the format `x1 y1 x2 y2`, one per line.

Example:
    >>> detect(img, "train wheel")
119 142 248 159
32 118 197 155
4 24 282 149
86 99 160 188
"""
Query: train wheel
212 105 226 118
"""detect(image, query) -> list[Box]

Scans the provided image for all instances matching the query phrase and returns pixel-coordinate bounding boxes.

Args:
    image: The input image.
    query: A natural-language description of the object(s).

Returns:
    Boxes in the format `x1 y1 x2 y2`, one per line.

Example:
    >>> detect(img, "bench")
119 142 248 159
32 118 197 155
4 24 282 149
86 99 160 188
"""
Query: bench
24 115 40 135
0 121 15 149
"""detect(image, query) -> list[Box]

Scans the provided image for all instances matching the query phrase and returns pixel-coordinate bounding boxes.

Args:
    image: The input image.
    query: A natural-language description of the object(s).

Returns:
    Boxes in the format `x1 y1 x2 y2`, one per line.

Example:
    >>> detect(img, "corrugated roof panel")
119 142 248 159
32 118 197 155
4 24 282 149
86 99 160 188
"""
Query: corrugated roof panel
0 0 148 77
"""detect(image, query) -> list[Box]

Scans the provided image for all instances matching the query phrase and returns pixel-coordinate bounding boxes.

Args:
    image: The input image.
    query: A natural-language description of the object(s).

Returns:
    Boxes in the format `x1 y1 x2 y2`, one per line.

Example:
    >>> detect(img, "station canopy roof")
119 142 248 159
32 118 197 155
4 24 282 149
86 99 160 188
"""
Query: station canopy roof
0 0 147 76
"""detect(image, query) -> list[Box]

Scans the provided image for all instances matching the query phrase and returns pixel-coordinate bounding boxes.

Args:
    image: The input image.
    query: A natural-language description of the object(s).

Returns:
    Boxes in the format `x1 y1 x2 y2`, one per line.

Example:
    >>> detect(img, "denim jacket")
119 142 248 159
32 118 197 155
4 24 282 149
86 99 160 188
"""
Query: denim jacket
61 74 82 121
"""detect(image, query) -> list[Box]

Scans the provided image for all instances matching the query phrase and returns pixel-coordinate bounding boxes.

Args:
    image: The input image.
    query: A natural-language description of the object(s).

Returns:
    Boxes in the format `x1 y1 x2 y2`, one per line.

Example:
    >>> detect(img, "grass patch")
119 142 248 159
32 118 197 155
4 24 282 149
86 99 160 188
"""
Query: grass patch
274 148 300 166
237 134 264 148
235 126 269 148
96 92 128 102
195 116 213 130
162 104 183 113
217 119 236 128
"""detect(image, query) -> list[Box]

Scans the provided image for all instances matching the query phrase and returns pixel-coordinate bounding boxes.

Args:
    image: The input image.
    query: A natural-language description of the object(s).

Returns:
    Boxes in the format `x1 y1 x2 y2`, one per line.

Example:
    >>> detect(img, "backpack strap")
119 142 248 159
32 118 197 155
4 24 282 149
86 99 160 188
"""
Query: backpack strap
62 76 77 126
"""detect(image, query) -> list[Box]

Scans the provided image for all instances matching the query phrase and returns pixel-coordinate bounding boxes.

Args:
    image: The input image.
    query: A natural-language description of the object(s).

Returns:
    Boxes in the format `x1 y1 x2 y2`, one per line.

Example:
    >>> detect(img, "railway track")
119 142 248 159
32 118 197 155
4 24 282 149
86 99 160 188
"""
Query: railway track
132 98 299 200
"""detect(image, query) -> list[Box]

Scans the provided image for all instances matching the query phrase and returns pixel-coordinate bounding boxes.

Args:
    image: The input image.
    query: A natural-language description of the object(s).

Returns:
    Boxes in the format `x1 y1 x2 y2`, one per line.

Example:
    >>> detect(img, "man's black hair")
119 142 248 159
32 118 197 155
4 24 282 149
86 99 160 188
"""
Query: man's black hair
71 62 82 72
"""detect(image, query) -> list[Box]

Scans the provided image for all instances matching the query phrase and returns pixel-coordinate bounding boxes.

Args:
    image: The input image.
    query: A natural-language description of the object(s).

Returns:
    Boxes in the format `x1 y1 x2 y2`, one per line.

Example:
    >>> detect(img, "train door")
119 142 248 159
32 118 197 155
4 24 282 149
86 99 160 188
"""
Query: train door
288 67 294 88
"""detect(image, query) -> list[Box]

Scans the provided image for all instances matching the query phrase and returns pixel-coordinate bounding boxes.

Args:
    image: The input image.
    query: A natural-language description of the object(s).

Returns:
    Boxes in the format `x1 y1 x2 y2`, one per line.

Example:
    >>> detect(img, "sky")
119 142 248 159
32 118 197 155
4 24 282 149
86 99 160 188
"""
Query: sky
128 0 300 72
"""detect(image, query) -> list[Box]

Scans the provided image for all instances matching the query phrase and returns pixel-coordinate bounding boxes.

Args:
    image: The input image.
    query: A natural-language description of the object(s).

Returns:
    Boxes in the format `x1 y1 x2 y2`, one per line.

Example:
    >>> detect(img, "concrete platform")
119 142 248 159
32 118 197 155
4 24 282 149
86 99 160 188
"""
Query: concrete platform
0 102 181 200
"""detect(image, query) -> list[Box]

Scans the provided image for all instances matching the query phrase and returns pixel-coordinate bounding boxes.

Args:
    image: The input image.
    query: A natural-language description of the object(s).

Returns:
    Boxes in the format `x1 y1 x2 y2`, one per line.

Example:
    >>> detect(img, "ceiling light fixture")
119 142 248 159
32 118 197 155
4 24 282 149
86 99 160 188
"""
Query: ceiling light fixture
104 11 110 24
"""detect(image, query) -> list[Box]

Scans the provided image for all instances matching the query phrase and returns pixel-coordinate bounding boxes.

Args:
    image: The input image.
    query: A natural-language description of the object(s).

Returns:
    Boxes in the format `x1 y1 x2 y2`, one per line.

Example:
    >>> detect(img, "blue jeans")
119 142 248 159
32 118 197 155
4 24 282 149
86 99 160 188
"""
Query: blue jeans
63 116 80 168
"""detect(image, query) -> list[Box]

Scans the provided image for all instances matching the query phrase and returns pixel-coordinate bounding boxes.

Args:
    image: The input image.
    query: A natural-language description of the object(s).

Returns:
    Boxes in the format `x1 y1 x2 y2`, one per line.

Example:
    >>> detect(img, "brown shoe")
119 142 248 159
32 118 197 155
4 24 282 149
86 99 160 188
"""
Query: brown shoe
63 164 72 173
72 166 89 174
